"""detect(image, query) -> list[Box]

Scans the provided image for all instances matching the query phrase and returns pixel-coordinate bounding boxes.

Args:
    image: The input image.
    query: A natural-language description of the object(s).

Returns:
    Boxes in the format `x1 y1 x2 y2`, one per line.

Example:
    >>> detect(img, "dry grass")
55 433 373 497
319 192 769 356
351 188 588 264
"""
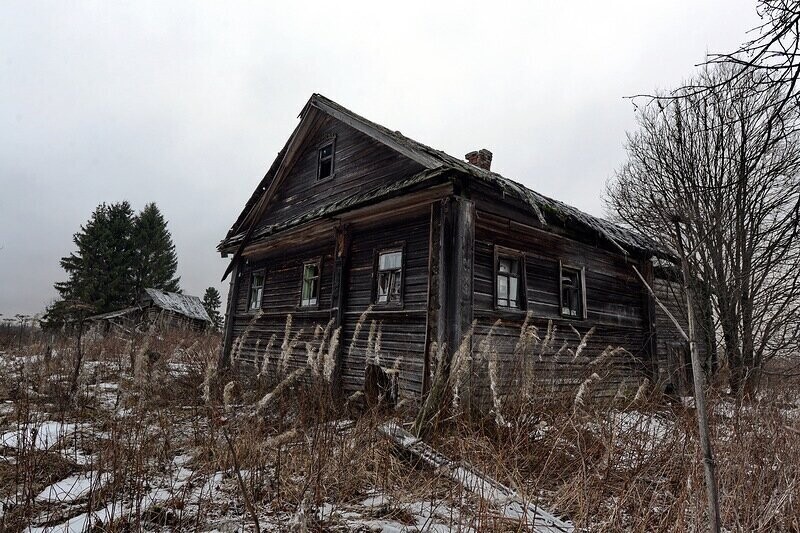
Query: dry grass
1 323 800 531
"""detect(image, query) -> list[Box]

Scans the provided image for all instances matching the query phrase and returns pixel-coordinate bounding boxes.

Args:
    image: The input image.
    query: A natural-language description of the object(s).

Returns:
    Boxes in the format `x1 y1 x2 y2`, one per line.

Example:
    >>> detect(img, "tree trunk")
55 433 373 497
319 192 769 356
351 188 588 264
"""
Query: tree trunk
69 320 85 398
718 299 743 395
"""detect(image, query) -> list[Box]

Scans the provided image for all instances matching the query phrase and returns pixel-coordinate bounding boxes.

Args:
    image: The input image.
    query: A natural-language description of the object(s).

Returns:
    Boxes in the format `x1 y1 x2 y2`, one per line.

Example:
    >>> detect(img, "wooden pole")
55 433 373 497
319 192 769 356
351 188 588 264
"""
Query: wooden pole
218 259 240 370
674 219 721 533
598 217 720 530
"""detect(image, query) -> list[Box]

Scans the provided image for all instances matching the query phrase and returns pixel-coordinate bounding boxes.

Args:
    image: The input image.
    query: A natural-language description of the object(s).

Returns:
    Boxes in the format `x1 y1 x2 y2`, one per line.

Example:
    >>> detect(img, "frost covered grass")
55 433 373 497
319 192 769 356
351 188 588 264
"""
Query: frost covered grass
2 325 800 531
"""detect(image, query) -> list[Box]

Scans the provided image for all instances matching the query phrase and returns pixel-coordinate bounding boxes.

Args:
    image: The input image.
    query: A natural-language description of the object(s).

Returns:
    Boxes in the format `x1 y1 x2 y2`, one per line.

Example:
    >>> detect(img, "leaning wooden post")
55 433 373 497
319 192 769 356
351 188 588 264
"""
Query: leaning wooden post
218 258 241 370
413 195 475 438
330 224 352 397
674 218 721 533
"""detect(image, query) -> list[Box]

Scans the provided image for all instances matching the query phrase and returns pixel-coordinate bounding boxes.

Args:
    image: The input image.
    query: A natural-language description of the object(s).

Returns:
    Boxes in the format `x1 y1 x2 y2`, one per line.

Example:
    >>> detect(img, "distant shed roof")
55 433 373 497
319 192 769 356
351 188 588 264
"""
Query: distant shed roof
142 288 212 323
221 93 669 259
87 306 140 322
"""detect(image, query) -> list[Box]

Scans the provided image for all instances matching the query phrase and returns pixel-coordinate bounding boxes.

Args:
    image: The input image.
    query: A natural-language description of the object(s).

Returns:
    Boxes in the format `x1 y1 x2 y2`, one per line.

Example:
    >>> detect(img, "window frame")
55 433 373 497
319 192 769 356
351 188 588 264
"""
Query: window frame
493 246 527 312
316 136 336 182
559 261 587 320
299 258 322 309
373 244 405 308
247 269 265 313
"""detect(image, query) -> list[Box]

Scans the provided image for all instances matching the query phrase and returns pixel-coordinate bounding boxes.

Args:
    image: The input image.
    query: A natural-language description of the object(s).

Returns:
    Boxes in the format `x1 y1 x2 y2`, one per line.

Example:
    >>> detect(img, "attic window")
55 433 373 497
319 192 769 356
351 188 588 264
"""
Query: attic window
560 264 585 318
249 271 264 311
317 141 335 180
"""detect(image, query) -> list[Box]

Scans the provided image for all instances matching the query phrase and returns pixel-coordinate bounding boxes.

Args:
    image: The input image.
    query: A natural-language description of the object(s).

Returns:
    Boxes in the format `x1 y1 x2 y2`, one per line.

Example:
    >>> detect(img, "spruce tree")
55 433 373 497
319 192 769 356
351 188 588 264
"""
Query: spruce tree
202 287 223 329
132 203 180 295
54 202 137 314
51 201 181 323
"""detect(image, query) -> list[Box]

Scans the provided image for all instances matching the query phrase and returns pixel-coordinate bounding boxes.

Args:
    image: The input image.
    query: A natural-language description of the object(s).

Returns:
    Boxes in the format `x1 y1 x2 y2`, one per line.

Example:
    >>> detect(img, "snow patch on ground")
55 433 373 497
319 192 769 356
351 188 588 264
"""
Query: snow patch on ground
0 421 82 451
35 472 112 503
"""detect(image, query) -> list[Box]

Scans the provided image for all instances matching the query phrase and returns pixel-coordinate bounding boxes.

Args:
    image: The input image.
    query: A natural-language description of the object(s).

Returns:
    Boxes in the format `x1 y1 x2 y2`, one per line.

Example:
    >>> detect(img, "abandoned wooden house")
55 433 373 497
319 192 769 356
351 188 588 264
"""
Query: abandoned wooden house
218 94 707 403
87 288 212 334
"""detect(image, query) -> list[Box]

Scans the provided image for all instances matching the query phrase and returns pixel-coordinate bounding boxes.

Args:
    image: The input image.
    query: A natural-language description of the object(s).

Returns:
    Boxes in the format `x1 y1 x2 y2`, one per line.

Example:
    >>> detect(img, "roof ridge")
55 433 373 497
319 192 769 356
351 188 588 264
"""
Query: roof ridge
222 93 666 258
308 94 662 256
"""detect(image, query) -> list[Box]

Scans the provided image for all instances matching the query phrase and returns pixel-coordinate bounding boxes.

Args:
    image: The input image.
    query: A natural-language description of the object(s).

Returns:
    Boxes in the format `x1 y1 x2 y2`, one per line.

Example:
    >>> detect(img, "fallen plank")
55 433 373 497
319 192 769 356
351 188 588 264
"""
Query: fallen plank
379 421 574 532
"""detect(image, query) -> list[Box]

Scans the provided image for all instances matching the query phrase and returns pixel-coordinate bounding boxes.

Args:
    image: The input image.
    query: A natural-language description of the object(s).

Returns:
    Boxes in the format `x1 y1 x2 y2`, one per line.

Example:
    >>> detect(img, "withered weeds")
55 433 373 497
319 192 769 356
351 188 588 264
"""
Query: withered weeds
0 318 799 531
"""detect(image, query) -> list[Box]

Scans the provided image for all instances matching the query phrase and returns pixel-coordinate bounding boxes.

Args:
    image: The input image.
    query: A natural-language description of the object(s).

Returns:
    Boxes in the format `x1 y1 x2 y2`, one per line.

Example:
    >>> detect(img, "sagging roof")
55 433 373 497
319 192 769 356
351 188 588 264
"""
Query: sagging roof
223 167 449 249
142 288 212 323
221 93 666 259
87 306 140 322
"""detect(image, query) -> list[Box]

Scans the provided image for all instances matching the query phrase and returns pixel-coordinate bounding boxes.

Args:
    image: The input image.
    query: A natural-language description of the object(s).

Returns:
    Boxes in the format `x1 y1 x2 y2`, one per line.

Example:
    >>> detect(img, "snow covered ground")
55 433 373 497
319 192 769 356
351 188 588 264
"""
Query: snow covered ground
4 341 800 532
1 348 559 532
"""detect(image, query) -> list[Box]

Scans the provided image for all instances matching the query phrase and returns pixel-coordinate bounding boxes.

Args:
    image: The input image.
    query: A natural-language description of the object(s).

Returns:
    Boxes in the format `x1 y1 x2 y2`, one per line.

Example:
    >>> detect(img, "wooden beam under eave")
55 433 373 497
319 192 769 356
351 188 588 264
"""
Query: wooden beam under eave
238 184 453 260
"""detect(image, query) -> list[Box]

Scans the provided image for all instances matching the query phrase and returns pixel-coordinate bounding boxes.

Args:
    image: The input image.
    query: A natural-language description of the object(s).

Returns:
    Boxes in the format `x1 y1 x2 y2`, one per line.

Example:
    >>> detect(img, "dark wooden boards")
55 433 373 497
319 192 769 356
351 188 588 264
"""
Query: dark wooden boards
255 113 427 232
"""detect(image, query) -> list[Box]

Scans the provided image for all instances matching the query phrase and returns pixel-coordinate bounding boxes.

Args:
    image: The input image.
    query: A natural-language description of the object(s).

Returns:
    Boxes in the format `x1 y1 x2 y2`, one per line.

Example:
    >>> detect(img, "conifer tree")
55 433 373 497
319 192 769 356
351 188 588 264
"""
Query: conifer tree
202 286 223 329
54 202 137 314
49 201 182 326
132 202 180 295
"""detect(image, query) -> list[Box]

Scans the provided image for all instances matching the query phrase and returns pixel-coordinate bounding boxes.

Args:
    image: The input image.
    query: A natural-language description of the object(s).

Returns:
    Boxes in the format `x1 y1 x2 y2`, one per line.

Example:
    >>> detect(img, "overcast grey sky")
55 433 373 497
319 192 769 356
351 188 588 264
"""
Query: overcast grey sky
0 1 760 317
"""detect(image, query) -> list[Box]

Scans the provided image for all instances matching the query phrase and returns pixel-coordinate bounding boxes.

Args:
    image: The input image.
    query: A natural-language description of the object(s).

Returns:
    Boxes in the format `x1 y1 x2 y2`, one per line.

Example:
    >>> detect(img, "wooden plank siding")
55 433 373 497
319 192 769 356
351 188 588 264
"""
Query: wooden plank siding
469 211 653 400
255 112 427 231
229 240 336 373
340 211 431 399
652 274 712 394
226 209 434 399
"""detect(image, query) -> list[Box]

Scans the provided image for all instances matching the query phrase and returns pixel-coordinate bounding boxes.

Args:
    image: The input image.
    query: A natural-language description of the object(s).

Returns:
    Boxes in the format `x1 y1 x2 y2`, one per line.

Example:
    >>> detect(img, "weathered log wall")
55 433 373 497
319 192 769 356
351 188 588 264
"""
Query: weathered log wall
652 274 712 394
468 211 653 401
230 240 335 373
227 210 432 399
339 211 431 398
256 113 426 231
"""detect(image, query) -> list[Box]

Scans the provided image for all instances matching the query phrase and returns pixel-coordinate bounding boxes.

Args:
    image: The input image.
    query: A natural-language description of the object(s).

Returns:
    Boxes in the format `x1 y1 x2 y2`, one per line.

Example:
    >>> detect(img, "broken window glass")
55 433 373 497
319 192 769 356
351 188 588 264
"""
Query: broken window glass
376 250 402 304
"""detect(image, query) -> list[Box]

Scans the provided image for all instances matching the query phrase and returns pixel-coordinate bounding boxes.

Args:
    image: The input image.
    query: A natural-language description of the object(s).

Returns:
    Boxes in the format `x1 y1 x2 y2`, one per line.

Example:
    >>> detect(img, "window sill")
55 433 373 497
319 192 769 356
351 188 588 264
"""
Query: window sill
491 307 528 319
373 302 404 310
316 172 337 184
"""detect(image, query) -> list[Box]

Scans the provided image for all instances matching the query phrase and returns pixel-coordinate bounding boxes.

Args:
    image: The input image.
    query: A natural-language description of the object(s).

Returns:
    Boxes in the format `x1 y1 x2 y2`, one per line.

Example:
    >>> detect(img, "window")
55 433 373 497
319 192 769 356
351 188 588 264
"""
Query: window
376 249 403 304
248 271 264 311
496 255 522 309
560 264 585 318
301 261 321 307
317 141 335 180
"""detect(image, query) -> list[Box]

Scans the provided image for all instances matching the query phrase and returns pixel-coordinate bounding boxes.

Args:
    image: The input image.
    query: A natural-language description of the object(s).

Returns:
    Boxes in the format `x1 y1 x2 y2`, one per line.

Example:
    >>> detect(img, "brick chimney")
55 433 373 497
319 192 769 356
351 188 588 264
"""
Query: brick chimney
465 149 492 171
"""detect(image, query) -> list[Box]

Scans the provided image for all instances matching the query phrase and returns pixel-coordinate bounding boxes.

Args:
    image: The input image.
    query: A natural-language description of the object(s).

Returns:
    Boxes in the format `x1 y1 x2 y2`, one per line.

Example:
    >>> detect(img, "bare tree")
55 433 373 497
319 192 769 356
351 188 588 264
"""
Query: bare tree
607 65 800 395
705 1 800 106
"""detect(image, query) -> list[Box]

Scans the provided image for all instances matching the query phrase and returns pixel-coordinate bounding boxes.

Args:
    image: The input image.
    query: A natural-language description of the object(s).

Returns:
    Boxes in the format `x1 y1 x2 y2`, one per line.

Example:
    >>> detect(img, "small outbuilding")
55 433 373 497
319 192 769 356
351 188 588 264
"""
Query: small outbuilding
87 288 212 334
